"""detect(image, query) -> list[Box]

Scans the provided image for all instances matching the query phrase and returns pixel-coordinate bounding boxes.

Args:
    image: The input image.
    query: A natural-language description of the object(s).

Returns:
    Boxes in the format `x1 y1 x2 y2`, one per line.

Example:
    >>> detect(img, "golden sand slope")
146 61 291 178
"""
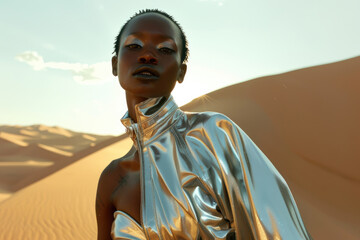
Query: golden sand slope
0 125 115 196
0 137 133 240
0 57 359 239
182 56 360 239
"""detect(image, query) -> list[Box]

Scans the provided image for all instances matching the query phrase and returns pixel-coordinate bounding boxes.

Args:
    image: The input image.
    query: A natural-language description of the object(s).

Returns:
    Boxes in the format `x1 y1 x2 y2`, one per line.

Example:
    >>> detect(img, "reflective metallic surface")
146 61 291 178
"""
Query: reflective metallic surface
112 96 311 240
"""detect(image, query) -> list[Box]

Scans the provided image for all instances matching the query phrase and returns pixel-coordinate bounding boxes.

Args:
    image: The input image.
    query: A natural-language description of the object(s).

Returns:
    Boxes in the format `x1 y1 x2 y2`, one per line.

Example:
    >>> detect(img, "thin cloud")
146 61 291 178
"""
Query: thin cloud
16 51 113 84
16 51 45 70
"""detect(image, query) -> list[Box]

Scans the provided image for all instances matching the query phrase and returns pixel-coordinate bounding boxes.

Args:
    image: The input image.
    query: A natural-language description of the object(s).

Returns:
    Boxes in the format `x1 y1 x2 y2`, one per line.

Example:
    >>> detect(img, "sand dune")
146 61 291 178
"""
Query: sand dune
0 131 29 147
0 56 359 239
20 129 39 137
0 137 133 240
0 125 116 195
182 56 360 239
82 134 97 141
37 143 73 157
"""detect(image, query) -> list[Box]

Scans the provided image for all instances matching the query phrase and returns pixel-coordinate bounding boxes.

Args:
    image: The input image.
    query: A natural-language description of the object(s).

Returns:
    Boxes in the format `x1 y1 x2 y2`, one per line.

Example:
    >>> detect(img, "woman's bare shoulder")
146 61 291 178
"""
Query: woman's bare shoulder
98 145 138 185
95 147 138 240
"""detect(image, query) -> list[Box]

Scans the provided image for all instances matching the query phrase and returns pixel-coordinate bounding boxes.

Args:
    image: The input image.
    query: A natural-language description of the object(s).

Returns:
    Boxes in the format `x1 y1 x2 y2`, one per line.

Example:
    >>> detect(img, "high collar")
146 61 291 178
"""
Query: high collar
121 95 182 145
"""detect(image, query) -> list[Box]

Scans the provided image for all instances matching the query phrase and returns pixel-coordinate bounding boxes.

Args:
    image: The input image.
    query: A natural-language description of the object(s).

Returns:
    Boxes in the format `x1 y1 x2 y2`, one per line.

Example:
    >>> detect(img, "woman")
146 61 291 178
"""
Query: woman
96 9 312 240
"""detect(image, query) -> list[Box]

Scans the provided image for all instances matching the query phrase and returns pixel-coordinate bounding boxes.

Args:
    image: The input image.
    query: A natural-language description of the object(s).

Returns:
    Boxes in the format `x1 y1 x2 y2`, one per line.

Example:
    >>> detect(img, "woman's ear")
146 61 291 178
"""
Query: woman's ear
111 56 118 76
177 64 187 83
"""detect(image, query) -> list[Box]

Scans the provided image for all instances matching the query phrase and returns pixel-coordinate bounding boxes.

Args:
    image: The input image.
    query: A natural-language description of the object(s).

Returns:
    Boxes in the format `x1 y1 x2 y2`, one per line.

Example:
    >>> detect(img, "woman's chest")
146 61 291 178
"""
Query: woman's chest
112 168 141 224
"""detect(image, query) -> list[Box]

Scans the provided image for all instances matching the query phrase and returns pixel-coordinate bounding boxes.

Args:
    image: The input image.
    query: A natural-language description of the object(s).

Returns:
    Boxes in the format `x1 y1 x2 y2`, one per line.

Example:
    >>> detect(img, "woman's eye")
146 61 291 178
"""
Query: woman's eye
159 47 175 54
126 44 141 49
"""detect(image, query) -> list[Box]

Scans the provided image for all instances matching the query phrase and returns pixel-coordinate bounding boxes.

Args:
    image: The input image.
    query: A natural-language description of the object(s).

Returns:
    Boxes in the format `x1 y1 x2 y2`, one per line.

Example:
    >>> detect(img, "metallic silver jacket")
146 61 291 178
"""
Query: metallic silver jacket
112 96 311 240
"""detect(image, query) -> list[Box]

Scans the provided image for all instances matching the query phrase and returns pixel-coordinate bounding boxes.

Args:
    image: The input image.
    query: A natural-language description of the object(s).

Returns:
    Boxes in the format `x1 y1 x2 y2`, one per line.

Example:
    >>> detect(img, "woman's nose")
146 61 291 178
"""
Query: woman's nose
138 53 158 65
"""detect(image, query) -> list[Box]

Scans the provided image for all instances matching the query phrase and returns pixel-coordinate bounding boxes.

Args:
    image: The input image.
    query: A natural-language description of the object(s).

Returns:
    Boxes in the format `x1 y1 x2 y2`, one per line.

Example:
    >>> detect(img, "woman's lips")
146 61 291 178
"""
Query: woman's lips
133 73 159 80
133 66 160 79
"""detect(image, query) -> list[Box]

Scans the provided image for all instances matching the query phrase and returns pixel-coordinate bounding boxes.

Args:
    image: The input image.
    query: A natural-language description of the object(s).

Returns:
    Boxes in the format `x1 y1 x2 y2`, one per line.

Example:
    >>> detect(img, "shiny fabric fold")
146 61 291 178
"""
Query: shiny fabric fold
112 96 311 240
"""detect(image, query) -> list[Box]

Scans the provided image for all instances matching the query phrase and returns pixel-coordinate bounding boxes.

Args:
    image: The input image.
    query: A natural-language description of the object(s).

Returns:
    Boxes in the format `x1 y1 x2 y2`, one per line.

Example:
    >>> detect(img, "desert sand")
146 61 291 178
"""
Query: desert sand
0 56 359 239
0 136 133 240
0 125 117 201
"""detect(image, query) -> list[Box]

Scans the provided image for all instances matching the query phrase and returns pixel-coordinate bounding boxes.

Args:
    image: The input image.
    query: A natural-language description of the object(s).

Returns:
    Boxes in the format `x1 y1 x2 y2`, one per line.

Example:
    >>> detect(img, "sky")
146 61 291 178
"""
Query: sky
1 0 359 135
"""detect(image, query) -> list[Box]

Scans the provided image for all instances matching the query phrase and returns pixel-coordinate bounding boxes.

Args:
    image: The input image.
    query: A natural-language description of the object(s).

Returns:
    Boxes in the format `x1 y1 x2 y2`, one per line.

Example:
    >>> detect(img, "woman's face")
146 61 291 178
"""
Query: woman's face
112 13 187 99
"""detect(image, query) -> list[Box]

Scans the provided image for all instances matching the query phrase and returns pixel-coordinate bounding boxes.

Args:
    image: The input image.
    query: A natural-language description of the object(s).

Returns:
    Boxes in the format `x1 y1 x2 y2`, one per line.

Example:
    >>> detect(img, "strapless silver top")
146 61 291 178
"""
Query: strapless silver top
111 96 311 240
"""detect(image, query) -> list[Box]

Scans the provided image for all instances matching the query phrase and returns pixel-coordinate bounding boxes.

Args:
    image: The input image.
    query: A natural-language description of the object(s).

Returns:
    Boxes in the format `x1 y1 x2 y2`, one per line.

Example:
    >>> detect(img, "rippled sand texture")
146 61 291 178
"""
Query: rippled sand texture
0 56 359 239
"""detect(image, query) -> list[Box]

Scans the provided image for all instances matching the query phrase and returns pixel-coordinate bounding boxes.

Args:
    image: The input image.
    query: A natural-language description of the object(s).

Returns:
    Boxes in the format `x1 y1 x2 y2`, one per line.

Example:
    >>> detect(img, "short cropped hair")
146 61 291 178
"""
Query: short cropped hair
113 9 189 64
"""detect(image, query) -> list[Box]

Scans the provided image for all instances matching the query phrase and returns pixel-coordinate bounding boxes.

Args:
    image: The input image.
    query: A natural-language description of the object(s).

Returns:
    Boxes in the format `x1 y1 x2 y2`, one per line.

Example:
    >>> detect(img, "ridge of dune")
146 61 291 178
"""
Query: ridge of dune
19 129 39 136
47 127 73 138
82 134 97 141
1 141 74 159
0 131 29 147
53 145 75 151
37 125 73 137
37 143 73 157
1 124 79 140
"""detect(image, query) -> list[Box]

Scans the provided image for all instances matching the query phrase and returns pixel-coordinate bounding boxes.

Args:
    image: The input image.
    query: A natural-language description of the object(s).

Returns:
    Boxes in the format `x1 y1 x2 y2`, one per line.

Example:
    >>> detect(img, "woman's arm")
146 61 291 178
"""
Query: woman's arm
202 113 312 239
96 161 118 240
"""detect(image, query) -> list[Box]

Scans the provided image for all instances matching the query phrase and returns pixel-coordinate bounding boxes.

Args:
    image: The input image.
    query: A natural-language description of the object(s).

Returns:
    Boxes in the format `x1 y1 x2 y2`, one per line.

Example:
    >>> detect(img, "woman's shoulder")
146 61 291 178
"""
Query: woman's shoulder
98 146 138 188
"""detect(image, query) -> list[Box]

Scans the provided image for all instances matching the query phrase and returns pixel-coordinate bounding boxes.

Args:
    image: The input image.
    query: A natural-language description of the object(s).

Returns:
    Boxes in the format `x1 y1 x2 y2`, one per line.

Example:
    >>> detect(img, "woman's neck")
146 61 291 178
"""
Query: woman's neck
125 92 170 123
125 93 148 123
